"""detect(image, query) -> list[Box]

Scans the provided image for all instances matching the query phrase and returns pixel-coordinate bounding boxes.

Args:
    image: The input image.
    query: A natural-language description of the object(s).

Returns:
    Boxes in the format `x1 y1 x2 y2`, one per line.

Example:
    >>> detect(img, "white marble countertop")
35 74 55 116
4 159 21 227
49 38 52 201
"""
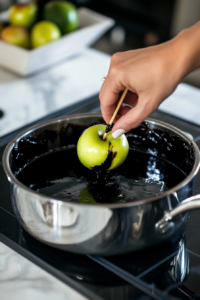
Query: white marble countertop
159 82 200 125
0 49 199 139
0 242 88 300
0 47 199 299
0 48 111 137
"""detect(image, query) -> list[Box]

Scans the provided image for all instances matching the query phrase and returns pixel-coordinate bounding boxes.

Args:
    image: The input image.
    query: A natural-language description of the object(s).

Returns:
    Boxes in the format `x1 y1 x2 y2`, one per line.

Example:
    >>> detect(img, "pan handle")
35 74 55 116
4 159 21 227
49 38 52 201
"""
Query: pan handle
156 194 200 231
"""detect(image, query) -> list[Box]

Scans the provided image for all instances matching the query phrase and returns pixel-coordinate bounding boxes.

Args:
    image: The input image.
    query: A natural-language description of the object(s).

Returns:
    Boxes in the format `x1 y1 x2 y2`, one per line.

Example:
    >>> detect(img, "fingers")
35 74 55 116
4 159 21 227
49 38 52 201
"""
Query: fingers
99 44 179 137
123 91 138 106
99 51 138 125
100 89 138 124
99 53 128 124
118 103 132 116
112 97 158 138
100 80 122 124
100 101 116 124
109 104 132 126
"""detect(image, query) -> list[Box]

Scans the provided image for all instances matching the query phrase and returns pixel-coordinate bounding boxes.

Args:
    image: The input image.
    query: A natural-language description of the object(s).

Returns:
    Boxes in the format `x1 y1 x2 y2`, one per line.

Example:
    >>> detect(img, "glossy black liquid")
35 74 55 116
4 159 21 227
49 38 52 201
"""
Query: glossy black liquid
90 141 117 175
17 147 186 204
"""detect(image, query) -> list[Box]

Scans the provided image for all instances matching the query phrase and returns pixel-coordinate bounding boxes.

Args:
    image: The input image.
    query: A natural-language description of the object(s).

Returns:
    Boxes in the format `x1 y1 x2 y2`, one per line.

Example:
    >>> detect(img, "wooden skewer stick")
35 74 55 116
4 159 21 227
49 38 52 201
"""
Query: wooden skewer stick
102 88 128 141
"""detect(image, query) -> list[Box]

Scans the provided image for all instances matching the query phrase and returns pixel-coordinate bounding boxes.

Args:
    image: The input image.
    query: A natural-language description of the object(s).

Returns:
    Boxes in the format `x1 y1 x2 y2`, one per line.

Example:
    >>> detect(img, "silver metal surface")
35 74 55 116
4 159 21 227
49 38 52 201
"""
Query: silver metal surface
156 194 200 231
2 113 200 255
169 237 189 283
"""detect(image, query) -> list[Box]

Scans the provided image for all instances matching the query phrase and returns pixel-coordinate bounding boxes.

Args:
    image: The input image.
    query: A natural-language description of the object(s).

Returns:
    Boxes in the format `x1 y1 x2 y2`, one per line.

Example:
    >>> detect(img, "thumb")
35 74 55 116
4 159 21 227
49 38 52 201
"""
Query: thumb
111 98 156 138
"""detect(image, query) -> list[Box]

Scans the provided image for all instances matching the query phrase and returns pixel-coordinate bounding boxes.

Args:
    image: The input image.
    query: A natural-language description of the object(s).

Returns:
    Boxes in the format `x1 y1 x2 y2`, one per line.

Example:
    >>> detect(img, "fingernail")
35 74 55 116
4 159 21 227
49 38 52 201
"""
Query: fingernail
112 129 126 139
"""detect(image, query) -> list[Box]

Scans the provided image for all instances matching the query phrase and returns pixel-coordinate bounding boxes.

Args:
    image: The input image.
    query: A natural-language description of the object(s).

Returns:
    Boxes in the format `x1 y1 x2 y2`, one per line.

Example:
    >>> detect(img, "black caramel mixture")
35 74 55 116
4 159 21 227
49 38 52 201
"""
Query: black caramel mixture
16 147 186 204
11 120 194 204
90 141 117 175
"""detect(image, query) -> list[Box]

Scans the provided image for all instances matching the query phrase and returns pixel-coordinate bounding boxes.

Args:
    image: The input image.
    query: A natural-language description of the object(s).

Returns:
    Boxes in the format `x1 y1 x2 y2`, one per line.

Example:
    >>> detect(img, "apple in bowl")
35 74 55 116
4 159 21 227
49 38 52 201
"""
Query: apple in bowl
77 124 129 171
9 3 38 28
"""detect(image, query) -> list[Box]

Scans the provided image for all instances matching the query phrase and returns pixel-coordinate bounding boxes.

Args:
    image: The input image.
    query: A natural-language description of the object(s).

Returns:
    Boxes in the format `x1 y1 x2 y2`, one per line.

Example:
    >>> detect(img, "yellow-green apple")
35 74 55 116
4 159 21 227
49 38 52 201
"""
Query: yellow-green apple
9 3 38 28
77 124 129 171
30 21 61 48
0 26 29 49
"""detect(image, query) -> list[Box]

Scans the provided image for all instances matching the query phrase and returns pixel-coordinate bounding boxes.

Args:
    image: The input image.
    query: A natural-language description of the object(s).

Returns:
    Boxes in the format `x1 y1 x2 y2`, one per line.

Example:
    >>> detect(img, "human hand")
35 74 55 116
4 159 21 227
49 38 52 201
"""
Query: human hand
99 23 200 138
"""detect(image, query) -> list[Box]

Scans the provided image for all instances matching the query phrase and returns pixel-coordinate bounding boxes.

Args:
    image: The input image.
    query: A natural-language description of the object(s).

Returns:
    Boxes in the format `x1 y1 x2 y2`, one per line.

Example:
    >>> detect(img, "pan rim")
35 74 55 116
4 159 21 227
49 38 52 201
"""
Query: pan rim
3 113 200 208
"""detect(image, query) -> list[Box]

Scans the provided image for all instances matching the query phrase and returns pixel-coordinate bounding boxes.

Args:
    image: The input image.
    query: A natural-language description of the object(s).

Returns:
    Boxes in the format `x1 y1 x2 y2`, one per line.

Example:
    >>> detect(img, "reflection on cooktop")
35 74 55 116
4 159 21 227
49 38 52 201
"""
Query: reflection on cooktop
21 228 189 299
20 227 200 299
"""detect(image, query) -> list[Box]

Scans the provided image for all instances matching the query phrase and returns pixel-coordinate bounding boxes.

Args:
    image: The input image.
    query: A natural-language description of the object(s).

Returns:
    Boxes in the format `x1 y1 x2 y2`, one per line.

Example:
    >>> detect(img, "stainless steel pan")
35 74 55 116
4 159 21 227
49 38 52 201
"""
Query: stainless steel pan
2 113 200 256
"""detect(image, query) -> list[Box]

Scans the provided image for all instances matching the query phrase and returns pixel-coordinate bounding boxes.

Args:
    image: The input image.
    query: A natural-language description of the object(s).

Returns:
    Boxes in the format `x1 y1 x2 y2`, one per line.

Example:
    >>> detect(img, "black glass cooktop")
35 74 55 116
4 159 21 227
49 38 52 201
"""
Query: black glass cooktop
0 94 200 300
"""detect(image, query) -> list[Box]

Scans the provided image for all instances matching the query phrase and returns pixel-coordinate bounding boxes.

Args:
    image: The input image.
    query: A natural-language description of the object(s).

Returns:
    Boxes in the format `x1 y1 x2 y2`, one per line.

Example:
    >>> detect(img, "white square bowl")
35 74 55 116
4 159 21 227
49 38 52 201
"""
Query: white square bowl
0 7 114 76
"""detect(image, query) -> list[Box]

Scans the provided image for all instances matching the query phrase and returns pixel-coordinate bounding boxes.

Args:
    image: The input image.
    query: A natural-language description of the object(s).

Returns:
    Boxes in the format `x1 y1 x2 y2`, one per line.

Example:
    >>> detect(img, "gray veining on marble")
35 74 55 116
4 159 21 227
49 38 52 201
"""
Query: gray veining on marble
0 48 111 137
0 241 88 300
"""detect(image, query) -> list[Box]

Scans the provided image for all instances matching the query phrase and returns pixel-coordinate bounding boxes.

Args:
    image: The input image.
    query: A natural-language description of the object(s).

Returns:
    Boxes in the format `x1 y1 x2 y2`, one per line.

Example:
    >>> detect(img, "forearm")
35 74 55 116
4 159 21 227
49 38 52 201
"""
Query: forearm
173 21 200 81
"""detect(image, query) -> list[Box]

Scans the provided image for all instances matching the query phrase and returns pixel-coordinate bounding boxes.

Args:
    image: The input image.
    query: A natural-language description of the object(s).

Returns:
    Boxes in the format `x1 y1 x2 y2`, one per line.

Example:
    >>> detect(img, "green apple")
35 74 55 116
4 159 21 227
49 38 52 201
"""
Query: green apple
77 124 129 171
9 3 38 29
30 21 61 48
0 26 29 49
43 1 79 34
